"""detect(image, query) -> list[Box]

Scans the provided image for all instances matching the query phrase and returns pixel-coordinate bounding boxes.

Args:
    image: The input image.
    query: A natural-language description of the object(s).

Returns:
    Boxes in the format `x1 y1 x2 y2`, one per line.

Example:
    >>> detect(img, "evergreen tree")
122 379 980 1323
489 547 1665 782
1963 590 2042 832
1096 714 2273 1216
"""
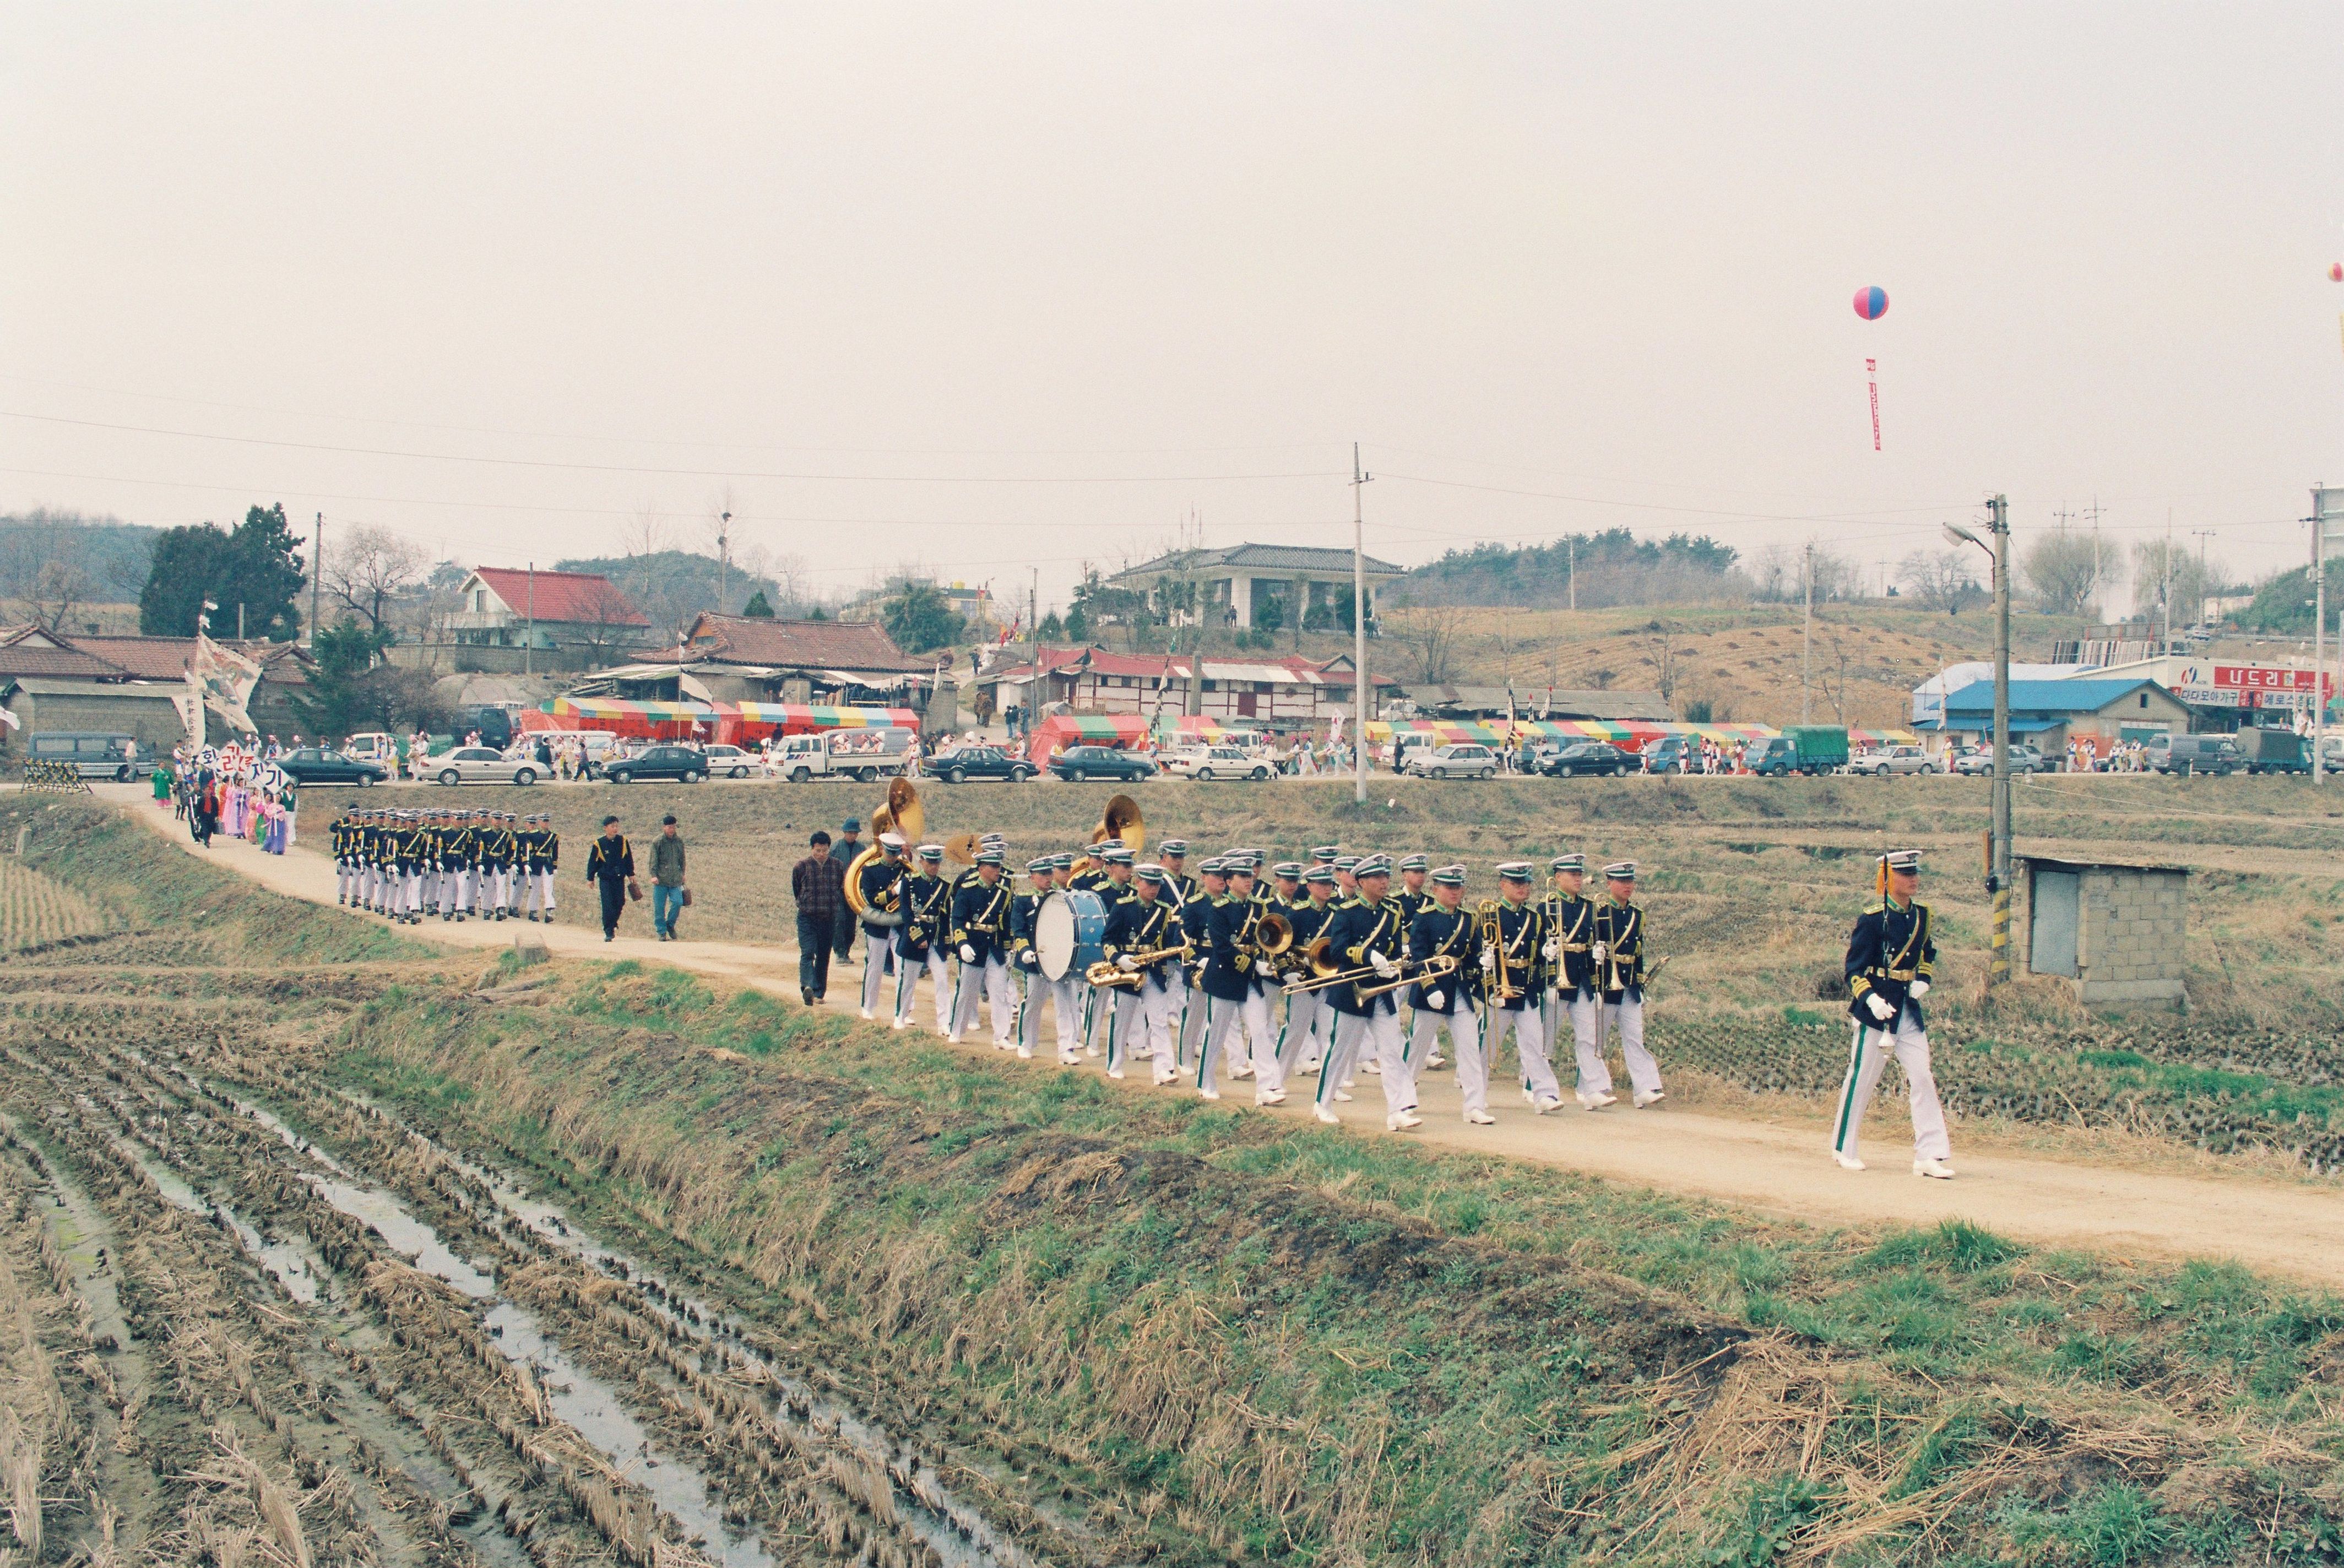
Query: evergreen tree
741 589 775 618
138 503 306 639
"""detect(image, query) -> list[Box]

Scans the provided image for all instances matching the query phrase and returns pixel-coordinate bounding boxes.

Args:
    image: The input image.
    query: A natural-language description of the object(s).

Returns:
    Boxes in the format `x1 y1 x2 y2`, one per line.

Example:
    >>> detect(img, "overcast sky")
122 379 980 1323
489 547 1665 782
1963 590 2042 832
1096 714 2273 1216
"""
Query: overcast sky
6 3 2342 616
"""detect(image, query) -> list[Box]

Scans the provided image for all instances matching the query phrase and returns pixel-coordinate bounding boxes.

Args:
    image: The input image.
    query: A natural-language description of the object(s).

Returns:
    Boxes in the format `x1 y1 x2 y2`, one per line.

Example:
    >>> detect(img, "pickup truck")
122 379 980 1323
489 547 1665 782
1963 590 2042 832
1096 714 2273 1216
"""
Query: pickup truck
773 728 913 783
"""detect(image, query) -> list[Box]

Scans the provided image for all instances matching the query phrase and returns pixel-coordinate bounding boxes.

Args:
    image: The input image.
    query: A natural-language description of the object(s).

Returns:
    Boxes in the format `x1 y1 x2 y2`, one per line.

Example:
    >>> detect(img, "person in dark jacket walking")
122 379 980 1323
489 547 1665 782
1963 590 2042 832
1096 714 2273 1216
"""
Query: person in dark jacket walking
584 816 637 941
791 830 847 1004
831 818 862 964
649 816 687 940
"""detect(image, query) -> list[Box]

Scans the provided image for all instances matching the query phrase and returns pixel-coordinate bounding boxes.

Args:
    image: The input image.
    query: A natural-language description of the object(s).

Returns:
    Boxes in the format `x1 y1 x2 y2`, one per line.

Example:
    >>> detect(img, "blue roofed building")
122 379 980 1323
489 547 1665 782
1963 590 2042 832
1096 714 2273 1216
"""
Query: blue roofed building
1920 677 2193 755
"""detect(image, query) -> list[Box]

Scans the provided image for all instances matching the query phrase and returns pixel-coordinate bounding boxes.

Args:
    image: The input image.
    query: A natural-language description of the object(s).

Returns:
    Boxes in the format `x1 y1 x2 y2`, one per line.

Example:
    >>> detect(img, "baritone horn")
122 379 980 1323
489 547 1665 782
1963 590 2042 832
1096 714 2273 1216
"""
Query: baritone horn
843 778 924 918
1254 910 1293 957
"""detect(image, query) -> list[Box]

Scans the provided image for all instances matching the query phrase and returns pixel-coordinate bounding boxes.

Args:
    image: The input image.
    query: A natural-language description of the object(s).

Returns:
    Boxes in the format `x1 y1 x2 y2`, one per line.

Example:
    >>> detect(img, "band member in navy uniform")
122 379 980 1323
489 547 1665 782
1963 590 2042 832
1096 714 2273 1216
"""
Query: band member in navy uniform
1010 857 1067 1061
1480 863 1565 1114
1080 845 1136 1056
1407 866 1484 1122
1834 850 1954 1179
1196 860 1282 1103
1591 861 1665 1109
1276 866 1340 1083
1545 854 1615 1109
858 832 909 1020
947 848 1016 1046
1100 864 1183 1082
1315 856 1420 1131
894 844 954 1032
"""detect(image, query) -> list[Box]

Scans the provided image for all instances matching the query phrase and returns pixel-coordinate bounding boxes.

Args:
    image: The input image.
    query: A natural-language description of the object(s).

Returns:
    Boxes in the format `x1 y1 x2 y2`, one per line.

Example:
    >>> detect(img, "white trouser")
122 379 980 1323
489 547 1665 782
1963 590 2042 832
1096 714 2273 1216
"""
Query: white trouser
1197 992 1275 1091
1018 963 1078 1054
1323 1010 1410 1112
951 955 1014 1043
1158 973 1190 1065
336 858 352 900
1239 984 1276 1076
529 868 556 914
860 927 900 1012
1483 1003 1560 1104
895 948 950 1028
1106 978 1173 1074
1409 1006 1477 1113
1565 992 1612 1097
404 869 423 914
1176 974 1208 1067
1082 978 1114 1056
1595 995 1662 1098
1832 1010 1949 1162
1276 988 1328 1082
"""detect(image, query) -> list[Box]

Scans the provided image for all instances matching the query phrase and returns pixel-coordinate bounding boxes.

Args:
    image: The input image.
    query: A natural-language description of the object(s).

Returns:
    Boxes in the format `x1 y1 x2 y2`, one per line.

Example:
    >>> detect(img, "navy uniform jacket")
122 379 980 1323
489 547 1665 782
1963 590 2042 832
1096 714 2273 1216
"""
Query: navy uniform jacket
583 833 633 883
898 873 952 961
539 827 559 871
514 825 541 868
1007 888 1045 970
1177 887 1214 984
1199 894 1261 1002
1103 894 1180 981
857 856 906 931
1407 902 1478 1014
481 824 517 867
1549 893 1597 998
1592 899 1648 1003
1483 899 1547 1012
1844 898 1935 1027
1393 885 1431 929
948 876 1014 964
1326 896 1406 1017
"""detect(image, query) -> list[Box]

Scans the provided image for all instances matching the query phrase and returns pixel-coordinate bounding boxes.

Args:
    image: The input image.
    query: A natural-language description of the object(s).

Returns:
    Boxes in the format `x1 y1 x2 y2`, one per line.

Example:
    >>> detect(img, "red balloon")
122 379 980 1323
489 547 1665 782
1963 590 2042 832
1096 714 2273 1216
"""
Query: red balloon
2330 263 2342 283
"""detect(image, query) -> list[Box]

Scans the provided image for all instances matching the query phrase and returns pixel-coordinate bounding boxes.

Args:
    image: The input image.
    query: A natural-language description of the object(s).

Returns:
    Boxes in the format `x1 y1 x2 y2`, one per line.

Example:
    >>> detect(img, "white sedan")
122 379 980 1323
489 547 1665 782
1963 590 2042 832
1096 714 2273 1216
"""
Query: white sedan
1162 746 1273 781
432 746 543 786
702 744 760 778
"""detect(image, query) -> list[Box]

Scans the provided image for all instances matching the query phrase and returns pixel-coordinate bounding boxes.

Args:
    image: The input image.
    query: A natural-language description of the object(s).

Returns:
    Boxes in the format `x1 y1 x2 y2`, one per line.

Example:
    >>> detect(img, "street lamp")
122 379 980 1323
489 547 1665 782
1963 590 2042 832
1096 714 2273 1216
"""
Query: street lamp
1946 504 2013 986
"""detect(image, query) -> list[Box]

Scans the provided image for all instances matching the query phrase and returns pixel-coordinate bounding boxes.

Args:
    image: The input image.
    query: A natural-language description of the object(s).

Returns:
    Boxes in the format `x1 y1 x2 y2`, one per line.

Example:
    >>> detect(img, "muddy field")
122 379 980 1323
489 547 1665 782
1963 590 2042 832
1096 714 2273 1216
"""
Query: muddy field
6 795 2344 1565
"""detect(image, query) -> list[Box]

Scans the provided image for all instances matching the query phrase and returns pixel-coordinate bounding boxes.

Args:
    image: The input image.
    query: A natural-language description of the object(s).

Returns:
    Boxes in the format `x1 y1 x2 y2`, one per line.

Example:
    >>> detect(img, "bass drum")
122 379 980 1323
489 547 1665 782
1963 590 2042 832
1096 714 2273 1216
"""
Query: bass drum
1035 888 1109 982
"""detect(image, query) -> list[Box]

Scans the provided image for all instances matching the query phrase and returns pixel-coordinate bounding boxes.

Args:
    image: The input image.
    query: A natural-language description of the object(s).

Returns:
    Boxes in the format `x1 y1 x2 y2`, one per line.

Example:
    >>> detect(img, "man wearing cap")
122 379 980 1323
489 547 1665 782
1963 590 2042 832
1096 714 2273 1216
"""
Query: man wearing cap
1101 865 1183 1081
480 809 517 921
1482 863 1566 1114
894 845 955 1032
1409 866 1486 1121
1316 856 1418 1129
947 849 1017 1046
857 833 910 1019
833 819 864 963
1546 855 1616 1110
528 814 560 922
1197 859 1283 1103
1836 851 1953 1178
1393 854 1442 1067
584 815 637 941
1275 866 1342 1082
1227 858 1283 1083
1011 858 1076 1062
1081 846 1137 1057
1156 841 1201 1070
1591 862 1665 1109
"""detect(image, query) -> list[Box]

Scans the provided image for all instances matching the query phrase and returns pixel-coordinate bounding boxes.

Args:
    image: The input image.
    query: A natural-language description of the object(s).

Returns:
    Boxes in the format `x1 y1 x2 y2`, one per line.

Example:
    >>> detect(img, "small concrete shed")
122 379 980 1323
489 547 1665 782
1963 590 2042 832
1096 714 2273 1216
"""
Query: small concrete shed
2021 856 2189 1008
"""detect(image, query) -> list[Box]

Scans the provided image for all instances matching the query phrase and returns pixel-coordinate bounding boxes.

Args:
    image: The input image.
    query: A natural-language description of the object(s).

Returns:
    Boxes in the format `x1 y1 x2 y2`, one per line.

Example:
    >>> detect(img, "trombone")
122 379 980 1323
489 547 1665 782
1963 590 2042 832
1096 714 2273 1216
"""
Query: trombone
1284 950 1458 997
1086 943 1191 989
1356 953 1459 1001
1475 898 1523 1001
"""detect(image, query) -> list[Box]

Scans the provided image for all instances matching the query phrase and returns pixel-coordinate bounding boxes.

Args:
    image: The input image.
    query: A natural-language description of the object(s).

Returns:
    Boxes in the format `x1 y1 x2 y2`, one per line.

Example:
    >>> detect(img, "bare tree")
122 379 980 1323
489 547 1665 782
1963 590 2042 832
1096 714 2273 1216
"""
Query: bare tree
571 577 655 669
1805 542 1859 603
2025 526 2103 618
1750 543 1794 602
2130 537 2217 628
1637 619 1685 705
1391 604 1469 683
321 524 430 634
1900 548 1984 615
618 505 669 561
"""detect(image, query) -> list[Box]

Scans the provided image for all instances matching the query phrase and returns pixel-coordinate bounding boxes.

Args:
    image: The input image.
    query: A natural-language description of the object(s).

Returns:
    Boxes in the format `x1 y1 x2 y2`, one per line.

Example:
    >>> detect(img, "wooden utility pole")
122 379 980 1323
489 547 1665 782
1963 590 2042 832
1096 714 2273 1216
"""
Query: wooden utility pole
310 512 322 647
1800 541 1815 724
1567 536 1576 612
1352 443 1372 805
524 562 536 679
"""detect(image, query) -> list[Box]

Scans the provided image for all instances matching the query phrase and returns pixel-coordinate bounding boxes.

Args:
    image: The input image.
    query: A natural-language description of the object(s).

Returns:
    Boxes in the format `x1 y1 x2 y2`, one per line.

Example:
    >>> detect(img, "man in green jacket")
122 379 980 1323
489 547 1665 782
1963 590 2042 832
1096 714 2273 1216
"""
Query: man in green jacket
650 815 688 941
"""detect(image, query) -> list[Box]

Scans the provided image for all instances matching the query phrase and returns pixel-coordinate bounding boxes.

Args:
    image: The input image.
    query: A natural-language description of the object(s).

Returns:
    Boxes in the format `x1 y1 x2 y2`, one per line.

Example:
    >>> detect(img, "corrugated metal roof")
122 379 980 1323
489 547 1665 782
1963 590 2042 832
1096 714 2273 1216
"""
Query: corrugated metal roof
1942 679 2171 712
1110 541 1407 579
679 614 931 674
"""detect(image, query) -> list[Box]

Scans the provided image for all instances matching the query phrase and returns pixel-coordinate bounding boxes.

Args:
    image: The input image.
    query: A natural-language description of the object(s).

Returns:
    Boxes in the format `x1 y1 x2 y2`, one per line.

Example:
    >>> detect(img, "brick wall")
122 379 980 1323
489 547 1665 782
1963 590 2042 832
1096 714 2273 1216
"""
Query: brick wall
2075 867 2186 1005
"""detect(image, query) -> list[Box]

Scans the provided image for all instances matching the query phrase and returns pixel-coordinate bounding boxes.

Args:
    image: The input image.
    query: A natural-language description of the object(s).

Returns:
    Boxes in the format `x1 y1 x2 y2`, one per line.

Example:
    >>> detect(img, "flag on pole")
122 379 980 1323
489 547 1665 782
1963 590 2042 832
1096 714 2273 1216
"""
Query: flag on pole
191 630 264 733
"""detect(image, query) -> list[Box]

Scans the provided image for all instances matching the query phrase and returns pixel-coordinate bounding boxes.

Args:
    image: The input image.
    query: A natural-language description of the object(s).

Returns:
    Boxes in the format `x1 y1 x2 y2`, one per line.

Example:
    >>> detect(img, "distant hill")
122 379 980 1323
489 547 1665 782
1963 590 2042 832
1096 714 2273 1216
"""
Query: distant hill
1392 530 1745 609
553 550 791 633
0 512 162 629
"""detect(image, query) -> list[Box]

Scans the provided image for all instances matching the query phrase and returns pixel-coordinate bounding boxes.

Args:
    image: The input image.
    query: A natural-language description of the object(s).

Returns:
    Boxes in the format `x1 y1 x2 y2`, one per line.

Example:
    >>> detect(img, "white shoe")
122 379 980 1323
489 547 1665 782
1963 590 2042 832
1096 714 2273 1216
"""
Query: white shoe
1578 1091 1617 1110
1833 1152 1866 1171
1533 1096 1564 1116
1255 1089 1288 1107
1314 1106 1341 1125
1425 1052 1447 1069
1198 1088 1220 1102
1522 1088 1539 1108
1463 1109 1496 1125
1016 1046 1033 1060
860 1008 875 1021
1386 1110 1423 1131
947 1034 963 1046
1913 1158 1956 1180
1339 1078 1355 1090
1632 1089 1665 1109
1332 1089 1354 1103
1106 1068 1125 1081
1361 1060 1381 1075
1153 1070 1178 1087
1231 1064 1255 1079
1086 1044 1099 1058
1058 1051 1082 1066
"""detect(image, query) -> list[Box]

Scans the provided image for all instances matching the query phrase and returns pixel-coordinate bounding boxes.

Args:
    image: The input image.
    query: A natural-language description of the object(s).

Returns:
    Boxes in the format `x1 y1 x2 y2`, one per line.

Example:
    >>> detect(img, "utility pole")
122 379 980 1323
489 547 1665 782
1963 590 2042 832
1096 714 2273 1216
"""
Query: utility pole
1567 536 1576 613
1800 541 1815 724
2161 512 2174 655
1944 498 2012 986
237 603 245 641
2314 490 2344 788
310 512 322 647
524 562 536 679
1352 442 1372 806
1029 567 1038 649
717 512 731 614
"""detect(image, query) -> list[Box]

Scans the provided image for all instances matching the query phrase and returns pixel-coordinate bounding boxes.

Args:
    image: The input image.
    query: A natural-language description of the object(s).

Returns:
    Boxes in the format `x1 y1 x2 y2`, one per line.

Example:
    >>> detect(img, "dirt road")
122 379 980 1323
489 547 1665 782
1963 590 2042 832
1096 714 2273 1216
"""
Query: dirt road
103 787 2344 1287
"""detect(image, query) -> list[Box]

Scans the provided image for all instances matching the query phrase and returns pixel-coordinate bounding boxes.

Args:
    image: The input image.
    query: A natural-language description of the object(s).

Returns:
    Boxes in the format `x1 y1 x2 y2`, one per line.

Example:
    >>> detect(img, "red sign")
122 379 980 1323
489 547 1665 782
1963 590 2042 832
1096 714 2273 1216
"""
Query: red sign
2212 666 2331 696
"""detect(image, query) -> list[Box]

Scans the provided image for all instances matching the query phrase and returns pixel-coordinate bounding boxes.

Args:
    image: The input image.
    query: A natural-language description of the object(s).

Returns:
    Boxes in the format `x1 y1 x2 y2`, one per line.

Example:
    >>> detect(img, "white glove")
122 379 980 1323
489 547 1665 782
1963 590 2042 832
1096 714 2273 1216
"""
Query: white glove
1370 952 1399 979
1115 953 1140 973
1479 948 1496 973
1020 951 1038 968
1542 940 1559 961
1909 979 1930 999
1423 989 1445 1010
1865 993 1894 1022
1254 958 1275 977
1592 942 1609 964
959 943 978 963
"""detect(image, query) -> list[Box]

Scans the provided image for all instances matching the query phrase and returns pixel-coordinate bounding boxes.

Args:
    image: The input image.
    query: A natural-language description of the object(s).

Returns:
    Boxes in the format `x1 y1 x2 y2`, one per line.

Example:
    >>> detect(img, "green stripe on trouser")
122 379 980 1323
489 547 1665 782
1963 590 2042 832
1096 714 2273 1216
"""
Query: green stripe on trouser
1835 1026 1866 1152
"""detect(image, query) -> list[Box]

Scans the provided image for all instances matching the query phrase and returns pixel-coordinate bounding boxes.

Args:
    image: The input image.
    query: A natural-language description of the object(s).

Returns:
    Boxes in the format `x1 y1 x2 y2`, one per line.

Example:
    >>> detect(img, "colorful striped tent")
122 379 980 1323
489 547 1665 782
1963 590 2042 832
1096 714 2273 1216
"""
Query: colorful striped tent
1149 715 1263 745
540 696 916 744
1024 713 1151 761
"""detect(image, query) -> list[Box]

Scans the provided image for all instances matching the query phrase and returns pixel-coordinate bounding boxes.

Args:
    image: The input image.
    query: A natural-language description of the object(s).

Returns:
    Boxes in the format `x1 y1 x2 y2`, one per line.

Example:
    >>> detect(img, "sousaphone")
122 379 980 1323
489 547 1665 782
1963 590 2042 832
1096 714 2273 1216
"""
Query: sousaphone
1067 794 1144 877
843 778 924 918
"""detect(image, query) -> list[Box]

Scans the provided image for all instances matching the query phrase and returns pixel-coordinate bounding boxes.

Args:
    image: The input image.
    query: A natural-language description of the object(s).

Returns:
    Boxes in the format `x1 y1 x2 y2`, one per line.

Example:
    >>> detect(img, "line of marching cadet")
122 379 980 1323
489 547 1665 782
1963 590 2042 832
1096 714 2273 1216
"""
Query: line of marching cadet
327 807 561 924
851 833 1959 1176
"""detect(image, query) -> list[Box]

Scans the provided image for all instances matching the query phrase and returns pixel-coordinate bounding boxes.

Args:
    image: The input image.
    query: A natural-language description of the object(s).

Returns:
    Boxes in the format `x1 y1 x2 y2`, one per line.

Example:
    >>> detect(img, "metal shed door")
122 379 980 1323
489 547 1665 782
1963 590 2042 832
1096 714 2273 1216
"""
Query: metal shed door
2031 869 2080 977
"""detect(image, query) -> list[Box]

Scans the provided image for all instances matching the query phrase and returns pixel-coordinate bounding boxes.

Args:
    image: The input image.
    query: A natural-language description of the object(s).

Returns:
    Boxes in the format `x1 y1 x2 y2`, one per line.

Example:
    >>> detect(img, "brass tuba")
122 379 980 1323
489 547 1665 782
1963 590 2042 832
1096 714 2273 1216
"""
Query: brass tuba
843 778 923 918
1067 794 1144 877
1254 910 1294 957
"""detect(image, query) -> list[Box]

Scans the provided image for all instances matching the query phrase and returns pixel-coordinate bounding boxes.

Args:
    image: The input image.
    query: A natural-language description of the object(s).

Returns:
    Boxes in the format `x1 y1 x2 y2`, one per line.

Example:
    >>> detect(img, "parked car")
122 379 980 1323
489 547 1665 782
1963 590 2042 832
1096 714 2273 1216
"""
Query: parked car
604 744 709 784
432 746 543 786
2142 732 2239 777
700 744 759 778
1847 744 1938 777
1163 746 1272 782
1950 744 2048 776
2234 728 2310 775
1404 744 1499 780
932 745 1036 784
1639 735 1695 774
1048 745 1158 783
2321 735 2344 775
1535 741 1634 778
23 731 142 780
772 728 914 783
276 746 388 786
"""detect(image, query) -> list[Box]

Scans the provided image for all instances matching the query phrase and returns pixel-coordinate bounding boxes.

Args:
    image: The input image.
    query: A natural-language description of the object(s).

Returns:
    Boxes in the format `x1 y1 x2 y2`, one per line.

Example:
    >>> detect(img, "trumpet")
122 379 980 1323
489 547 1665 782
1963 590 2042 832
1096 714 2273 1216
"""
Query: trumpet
1086 943 1191 989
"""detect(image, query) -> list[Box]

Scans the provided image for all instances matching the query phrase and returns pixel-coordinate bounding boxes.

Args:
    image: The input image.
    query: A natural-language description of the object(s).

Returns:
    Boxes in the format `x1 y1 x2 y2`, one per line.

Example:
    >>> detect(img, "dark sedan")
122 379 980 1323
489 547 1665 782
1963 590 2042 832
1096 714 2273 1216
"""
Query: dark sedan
1048 745 1159 783
933 745 1035 784
1538 741 1634 778
278 747 388 786
604 744 710 784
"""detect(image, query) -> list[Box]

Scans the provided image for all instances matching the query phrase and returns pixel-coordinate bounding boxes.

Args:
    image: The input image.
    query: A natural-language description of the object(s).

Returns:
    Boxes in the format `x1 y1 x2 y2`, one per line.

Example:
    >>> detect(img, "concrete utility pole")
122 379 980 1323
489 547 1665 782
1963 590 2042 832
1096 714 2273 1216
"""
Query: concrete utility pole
310 512 322 647
524 562 536 679
2314 489 2344 787
1352 442 1372 806
1799 541 1815 724
717 512 732 614
1945 497 2012 986
1567 536 1576 613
